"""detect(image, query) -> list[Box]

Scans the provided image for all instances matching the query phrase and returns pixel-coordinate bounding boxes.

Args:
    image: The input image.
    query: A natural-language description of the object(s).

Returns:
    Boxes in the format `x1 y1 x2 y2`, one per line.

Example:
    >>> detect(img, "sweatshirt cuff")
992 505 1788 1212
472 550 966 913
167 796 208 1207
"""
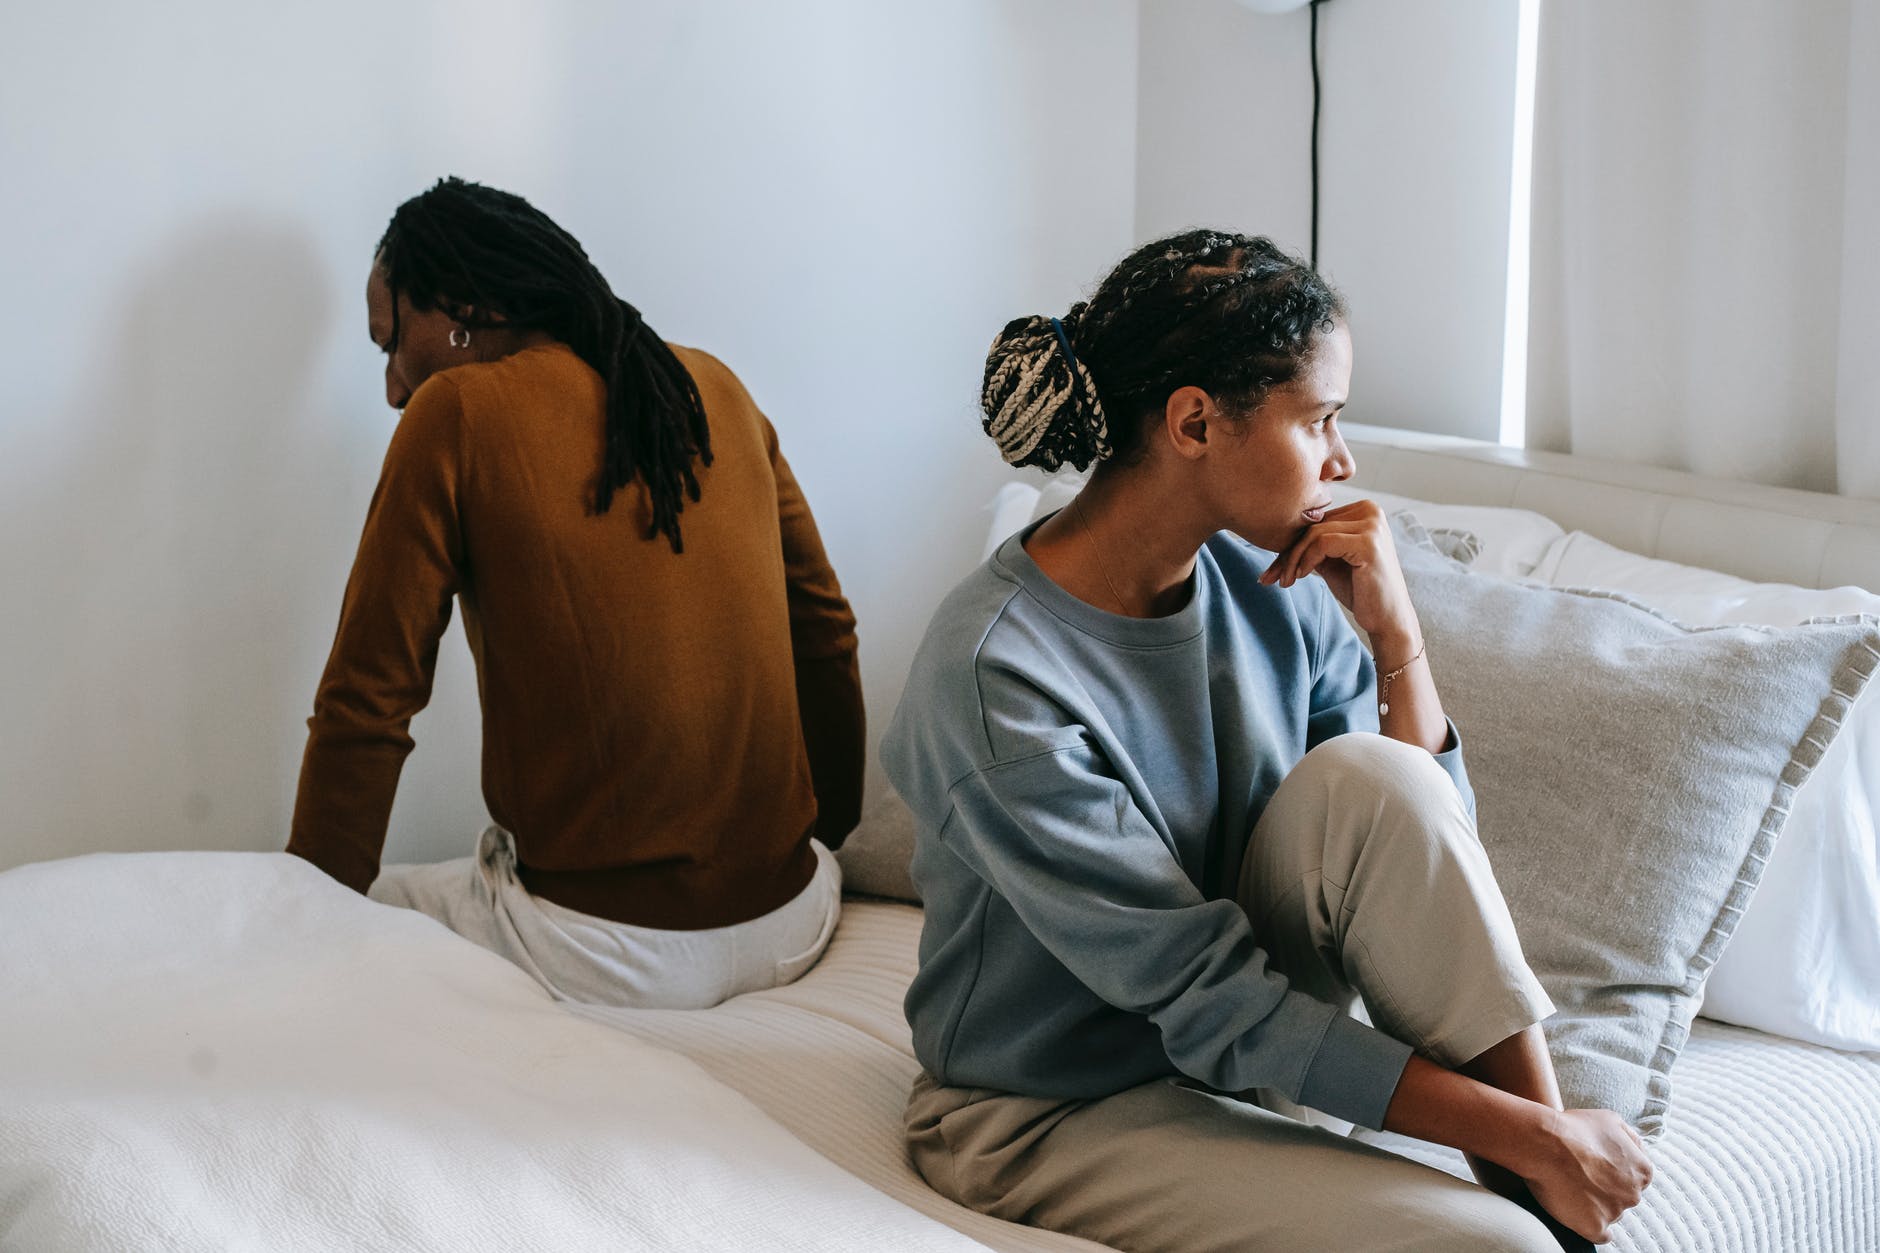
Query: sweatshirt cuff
1431 716 1476 822
1295 1012 1415 1131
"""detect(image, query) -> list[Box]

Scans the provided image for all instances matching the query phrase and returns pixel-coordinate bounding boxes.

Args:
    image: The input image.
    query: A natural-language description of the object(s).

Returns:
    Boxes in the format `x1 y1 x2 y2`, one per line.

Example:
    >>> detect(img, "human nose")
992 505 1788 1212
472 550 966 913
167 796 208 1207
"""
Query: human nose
1324 430 1355 482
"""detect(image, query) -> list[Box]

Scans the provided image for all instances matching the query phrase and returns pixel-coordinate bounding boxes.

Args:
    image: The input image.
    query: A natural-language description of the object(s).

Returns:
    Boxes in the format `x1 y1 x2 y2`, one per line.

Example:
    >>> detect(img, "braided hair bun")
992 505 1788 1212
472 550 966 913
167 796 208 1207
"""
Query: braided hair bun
980 230 1344 472
980 304 1111 471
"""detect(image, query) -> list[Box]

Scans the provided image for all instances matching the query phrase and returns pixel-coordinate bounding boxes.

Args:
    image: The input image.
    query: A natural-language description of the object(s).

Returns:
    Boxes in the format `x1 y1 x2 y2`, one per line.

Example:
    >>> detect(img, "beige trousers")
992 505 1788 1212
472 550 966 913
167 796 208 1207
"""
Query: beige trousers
905 733 1559 1253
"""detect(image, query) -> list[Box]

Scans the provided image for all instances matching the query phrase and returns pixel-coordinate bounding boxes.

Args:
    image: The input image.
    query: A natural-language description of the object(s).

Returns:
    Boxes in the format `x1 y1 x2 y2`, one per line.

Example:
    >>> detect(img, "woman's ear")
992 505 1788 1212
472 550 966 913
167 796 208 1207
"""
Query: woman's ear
1162 386 1214 461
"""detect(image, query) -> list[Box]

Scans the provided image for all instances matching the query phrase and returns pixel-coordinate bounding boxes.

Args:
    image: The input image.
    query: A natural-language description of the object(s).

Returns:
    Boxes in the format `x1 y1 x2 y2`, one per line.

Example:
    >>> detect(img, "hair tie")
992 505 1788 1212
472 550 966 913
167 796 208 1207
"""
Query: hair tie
1048 316 1079 371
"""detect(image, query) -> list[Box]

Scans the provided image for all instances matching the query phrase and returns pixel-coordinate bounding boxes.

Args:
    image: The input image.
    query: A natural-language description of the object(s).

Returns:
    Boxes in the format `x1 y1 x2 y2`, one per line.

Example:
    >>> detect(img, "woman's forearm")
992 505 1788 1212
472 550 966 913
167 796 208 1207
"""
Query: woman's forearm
1382 1054 1554 1176
1386 1054 1655 1241
1369 627 1448 757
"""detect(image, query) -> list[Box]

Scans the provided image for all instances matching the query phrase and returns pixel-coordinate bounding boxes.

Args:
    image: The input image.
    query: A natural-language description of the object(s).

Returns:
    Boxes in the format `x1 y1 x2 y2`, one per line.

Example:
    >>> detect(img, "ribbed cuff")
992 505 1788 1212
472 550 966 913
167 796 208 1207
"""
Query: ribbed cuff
1295 1012 1415 1131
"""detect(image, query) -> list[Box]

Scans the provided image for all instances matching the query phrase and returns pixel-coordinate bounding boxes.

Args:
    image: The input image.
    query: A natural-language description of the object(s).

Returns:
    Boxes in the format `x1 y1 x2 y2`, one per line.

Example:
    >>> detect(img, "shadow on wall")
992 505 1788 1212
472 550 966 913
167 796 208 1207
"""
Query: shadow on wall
1 214 352 871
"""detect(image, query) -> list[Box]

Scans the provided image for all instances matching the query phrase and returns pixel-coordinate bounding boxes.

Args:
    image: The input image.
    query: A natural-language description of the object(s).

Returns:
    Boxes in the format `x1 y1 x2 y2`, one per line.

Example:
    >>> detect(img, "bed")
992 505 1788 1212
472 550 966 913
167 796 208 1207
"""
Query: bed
3 424 1877 1251
596 901 1880 1253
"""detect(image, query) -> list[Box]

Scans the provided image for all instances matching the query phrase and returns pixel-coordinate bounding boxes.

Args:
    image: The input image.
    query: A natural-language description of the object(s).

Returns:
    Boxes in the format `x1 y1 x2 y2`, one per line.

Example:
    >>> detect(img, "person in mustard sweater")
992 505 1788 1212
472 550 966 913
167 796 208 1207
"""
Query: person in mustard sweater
287 177 863 1009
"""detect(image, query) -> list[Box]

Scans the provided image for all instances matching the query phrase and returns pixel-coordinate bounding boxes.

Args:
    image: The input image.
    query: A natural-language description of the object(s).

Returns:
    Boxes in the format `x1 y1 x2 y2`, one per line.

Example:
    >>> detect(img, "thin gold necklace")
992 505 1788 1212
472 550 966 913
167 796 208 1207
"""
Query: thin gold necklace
1073 495 1133 616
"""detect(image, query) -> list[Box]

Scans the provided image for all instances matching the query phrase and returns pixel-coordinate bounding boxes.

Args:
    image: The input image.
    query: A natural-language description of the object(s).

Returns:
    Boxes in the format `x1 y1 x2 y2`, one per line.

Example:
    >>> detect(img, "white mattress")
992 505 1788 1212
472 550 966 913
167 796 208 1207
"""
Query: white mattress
587 900 1880 1253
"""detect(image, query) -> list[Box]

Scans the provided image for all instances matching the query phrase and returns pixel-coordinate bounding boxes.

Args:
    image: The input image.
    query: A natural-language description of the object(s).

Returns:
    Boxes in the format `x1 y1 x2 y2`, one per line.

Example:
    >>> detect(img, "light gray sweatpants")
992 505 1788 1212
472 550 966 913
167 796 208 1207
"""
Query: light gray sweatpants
905 733 1561 1253
370 825 842 1011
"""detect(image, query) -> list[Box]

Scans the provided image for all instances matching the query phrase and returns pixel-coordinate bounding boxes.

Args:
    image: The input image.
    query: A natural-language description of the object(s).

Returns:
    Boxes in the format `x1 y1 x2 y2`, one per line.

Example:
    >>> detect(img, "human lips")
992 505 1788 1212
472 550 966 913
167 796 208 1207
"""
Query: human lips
1301 502 1332 523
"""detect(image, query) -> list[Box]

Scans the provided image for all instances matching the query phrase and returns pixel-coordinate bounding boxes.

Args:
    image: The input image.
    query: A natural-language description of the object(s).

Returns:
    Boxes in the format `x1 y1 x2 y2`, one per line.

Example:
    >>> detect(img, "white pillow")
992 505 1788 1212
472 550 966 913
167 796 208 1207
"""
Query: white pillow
1534 530 1880 1052
983 482 1044 560
982 476 1083 559
985 475 1566 582
1328 485 1566 580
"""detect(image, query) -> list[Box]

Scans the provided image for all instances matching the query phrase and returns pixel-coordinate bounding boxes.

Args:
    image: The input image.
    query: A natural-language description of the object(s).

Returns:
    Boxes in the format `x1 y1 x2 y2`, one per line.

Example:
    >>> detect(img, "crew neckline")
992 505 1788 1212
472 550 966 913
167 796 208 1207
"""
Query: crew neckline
994 514 1208 649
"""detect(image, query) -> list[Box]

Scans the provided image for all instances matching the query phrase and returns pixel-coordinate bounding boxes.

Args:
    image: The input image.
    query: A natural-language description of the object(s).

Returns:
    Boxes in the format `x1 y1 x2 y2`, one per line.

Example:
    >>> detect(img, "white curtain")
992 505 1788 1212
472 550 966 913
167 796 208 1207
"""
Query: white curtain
1526 0 1880 500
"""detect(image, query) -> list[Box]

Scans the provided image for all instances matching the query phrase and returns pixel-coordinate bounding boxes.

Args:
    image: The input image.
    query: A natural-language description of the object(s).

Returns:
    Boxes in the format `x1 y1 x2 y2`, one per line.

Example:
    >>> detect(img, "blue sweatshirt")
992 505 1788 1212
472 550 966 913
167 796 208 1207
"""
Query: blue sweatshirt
881 519 1474 1131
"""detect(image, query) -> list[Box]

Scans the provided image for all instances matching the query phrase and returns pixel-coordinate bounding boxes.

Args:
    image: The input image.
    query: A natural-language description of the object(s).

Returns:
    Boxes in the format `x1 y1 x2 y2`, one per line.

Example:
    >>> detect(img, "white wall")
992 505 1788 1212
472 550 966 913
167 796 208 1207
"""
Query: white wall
1135 0 1523 442
1838 0 1880 501
0 0 1139 872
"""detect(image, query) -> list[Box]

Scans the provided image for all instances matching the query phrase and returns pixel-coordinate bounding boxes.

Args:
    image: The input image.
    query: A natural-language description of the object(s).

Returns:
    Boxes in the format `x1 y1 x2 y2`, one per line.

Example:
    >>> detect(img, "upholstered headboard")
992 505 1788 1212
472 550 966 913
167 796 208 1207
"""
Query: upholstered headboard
1343 423 1880 593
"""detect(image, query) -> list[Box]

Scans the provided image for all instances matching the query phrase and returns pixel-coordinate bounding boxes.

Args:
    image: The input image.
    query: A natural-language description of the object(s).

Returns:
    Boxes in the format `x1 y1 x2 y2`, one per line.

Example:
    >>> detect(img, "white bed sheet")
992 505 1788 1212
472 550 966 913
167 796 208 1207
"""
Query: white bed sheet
0 852 989 1253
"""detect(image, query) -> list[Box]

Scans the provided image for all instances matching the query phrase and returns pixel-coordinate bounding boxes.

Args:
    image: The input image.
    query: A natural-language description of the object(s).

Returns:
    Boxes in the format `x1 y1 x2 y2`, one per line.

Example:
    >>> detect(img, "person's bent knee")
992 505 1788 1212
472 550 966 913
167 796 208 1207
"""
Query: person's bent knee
1290 733 1476 866
1295 733 1456 807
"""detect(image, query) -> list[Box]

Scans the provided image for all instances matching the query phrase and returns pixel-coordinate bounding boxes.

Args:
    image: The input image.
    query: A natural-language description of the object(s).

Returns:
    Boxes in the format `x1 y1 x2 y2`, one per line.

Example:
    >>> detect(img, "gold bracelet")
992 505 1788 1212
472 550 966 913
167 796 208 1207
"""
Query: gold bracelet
1377 640 1426 716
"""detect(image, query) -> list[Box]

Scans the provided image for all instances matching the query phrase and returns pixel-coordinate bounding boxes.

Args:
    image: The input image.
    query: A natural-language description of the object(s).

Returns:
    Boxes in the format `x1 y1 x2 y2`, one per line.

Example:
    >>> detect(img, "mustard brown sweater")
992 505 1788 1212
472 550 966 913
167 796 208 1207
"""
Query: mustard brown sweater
287 343 863 928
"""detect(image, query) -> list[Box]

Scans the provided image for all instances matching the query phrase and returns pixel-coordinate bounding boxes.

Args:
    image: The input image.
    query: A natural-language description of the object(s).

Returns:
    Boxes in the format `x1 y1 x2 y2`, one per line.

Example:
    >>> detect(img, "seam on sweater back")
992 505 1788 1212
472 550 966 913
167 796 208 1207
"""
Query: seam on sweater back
954 575 1027 787
933 805 993 1077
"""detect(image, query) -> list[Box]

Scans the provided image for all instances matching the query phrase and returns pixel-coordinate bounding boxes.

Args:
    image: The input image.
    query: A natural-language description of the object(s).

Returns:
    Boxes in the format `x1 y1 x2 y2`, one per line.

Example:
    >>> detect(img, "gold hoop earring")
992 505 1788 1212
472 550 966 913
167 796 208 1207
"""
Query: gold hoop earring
448 328 472 349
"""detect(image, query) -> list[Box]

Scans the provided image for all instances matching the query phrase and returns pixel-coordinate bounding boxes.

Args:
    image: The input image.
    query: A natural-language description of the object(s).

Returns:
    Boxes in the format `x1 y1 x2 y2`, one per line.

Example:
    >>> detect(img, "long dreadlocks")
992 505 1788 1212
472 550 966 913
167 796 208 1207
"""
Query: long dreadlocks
376 177 712 553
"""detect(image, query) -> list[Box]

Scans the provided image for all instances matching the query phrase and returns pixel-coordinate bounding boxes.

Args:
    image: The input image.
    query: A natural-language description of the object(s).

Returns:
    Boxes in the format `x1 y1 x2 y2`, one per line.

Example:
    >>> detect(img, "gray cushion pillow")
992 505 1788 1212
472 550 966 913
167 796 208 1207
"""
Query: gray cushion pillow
1392 512 1879 1136
835 786 922 903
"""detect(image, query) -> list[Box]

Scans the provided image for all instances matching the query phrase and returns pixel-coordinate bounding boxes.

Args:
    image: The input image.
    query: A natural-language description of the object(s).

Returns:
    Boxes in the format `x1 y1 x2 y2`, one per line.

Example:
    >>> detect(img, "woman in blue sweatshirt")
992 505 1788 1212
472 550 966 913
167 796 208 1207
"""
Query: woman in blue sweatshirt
881 231 1650 1251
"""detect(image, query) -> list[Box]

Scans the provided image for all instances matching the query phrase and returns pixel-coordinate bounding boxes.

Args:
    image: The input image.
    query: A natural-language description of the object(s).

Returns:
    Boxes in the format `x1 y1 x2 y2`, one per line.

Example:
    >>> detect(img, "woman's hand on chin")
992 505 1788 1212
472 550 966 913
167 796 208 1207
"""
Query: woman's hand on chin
1258 499 1418 642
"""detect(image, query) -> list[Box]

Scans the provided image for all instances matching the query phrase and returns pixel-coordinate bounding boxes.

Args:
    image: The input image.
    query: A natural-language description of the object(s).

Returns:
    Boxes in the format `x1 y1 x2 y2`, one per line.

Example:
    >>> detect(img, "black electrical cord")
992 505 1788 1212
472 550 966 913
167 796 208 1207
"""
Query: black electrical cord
1309 0 1326 269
